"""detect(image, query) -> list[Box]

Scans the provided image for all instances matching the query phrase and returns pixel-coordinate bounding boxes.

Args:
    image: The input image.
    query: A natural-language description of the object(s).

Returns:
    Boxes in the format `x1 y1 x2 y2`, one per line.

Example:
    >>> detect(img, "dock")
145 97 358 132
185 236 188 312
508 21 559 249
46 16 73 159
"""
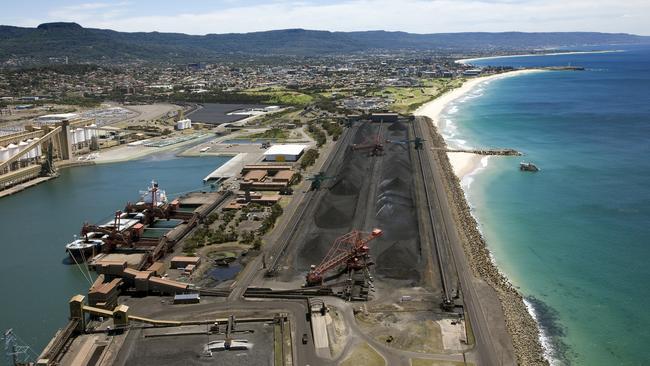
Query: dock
0 174 57 199
203 153 260 182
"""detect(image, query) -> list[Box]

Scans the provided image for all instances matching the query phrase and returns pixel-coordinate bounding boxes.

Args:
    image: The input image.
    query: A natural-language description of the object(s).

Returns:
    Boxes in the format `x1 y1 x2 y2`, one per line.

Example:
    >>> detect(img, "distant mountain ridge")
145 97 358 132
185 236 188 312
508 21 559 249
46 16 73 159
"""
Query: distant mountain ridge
1 22 648 65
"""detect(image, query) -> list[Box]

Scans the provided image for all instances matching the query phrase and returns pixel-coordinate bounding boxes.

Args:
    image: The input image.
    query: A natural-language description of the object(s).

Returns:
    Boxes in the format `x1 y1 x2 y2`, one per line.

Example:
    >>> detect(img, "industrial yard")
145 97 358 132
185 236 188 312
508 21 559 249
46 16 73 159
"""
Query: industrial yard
7 109 488 365
2 96 516 366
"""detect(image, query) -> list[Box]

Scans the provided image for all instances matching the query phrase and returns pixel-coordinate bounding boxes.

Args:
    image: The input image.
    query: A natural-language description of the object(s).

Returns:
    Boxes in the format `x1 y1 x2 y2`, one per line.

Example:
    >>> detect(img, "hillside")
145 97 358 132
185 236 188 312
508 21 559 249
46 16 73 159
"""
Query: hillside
1 22 648 65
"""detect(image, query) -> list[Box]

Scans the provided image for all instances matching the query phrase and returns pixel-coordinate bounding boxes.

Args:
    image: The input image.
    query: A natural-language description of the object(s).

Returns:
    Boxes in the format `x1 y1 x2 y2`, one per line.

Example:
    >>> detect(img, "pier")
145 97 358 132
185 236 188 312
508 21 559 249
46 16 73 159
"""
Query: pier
438 147 522 156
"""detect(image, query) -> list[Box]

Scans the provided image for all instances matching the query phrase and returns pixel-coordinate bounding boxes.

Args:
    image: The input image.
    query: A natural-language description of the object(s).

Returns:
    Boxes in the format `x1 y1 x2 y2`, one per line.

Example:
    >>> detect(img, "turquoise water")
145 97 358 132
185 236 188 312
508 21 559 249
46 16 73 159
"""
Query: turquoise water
445 47 650 365
0 151 229 357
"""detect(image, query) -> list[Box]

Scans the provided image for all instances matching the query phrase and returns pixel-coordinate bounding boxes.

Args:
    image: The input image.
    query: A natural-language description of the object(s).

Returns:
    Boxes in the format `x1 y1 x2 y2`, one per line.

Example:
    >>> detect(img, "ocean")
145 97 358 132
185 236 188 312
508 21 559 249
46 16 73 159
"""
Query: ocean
0 151 230 356
443 46 650 365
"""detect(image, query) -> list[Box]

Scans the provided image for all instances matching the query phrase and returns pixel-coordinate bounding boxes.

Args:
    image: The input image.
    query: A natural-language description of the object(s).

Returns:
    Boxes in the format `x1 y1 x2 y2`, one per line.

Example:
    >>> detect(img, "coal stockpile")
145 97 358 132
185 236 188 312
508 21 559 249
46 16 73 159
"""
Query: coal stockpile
289 120 424 285
371 135 422 282
314 196 356 229
387 119 408 131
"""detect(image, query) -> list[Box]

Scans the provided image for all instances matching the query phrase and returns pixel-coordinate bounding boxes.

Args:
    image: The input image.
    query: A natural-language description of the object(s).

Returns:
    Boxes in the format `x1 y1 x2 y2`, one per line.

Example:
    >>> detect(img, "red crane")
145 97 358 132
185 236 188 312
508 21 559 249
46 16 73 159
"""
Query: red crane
306 228 383 286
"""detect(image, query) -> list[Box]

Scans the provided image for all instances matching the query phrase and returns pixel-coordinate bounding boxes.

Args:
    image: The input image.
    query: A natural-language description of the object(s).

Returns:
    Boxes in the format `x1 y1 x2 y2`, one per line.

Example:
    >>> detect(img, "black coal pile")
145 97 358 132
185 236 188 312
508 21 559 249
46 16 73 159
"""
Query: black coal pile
291 121 424 284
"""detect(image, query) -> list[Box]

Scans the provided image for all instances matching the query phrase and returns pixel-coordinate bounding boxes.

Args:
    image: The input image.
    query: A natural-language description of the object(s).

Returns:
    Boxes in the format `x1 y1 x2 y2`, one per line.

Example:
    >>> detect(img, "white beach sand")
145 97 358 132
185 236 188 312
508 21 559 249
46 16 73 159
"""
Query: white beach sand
415 70 543 179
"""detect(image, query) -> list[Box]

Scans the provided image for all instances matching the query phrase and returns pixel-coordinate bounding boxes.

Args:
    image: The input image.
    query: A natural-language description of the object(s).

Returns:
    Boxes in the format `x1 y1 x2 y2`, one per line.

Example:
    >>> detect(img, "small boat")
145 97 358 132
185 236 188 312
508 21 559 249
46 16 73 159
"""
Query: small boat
520 162 539 172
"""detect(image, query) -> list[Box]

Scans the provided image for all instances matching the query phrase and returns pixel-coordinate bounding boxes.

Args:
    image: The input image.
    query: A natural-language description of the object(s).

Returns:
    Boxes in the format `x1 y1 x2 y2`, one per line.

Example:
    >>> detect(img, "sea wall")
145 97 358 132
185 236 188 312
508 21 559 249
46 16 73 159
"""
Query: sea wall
425 116 549 366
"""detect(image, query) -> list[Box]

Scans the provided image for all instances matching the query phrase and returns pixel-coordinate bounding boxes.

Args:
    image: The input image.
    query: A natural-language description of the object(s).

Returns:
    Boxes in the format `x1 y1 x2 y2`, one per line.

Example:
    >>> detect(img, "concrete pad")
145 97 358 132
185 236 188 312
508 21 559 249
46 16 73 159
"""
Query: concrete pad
203 153 262 182
437 318 466 351
310 313 331 358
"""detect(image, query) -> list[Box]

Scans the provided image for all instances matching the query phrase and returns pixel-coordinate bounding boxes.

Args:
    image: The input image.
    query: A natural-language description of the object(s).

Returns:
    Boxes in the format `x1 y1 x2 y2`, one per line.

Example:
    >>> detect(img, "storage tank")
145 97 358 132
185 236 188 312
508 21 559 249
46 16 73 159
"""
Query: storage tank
84 127 92 141
6 143 19 161
70 130 77 144
89 124 98 138
76 128 85 143
26 139 36 159
33 138 42 157
18 140 29 161
0 146 8 162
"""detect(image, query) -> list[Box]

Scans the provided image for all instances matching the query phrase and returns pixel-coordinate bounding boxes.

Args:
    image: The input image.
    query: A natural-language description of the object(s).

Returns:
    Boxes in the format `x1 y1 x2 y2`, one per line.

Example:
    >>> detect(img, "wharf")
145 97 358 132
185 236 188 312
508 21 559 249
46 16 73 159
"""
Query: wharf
543 65 585 71
203 153 261 182
0 174 57 199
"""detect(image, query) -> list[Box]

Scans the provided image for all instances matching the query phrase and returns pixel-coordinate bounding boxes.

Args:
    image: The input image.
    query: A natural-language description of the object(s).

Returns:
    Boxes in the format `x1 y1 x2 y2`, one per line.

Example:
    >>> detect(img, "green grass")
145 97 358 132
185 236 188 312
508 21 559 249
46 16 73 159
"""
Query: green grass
242 87 314 106
341 343 385 366
464 309 475 346
411 359 474 366
240 127 290 140
274 323 283 366
369 78 464 114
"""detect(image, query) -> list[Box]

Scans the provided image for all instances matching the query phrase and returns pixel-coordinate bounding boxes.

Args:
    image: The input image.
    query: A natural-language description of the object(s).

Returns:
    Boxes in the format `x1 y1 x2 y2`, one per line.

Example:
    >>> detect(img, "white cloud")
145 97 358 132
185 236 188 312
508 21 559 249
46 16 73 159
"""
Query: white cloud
33 0 650 35
48 2 131 24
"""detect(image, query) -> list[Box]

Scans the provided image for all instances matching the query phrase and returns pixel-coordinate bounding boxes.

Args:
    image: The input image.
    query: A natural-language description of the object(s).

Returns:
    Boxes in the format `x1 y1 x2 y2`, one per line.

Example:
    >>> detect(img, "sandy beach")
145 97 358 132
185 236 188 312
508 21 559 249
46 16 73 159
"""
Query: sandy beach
456 49 622 65
415 69 543 179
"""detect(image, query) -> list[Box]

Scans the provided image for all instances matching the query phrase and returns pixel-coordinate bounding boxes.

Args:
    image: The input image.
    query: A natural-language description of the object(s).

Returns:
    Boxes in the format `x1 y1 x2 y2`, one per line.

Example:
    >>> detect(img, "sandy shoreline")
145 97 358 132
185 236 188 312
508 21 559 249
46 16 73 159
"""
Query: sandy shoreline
416 71 550 365
456 49 622 65
415 69 543 180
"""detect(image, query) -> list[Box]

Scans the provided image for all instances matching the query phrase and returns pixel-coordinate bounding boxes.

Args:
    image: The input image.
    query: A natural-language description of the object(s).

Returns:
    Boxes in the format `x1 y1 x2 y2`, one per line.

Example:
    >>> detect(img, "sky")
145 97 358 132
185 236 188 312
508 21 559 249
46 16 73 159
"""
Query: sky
1 0 649 36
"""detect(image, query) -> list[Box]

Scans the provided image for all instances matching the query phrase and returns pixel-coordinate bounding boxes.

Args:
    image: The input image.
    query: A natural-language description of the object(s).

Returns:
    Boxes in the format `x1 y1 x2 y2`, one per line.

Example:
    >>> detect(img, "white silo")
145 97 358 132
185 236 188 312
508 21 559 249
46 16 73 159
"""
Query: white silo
70 129 77 145
76 128 85 143
0 146 8 162
33 138 42 157
89 124 98 138
26 139 36 159
18 140 29 161
7 143 19 160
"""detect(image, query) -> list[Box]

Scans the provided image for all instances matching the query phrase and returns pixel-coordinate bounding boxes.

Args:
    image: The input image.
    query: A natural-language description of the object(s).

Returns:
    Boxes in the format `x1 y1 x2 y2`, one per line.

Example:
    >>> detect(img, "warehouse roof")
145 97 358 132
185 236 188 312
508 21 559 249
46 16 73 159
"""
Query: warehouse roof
263 144 308 156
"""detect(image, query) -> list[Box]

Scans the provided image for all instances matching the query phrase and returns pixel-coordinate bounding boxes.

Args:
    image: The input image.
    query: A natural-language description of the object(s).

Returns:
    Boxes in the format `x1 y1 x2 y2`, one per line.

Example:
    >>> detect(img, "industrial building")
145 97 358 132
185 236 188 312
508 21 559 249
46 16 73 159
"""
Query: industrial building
370 112 399 123
33 113 81 125
262 144 307 162
175 118 192 130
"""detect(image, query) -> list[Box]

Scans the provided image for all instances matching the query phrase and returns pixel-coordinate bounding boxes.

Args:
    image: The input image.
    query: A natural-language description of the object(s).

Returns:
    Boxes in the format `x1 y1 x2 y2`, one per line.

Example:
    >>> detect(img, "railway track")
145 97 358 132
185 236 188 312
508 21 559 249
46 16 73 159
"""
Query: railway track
411 119 457 310
265 123 358 275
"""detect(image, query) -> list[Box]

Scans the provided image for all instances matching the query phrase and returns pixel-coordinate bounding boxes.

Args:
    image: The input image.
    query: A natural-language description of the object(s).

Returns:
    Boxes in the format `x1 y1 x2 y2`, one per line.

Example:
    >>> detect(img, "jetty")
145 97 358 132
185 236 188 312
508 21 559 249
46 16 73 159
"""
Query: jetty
437 148 522 156
542 65 585 71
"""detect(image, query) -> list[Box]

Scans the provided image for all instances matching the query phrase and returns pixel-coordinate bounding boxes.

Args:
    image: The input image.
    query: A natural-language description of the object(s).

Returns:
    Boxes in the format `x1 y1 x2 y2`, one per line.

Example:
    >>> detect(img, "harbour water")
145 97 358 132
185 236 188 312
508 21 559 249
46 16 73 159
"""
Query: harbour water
0 151 230 354
444 46 650 365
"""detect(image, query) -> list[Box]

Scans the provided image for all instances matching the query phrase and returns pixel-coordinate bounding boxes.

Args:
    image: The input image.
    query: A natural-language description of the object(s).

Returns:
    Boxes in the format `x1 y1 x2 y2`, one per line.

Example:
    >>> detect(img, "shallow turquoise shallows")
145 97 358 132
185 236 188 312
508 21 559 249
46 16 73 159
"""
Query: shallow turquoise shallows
0 151 230 353
444 46 650 365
